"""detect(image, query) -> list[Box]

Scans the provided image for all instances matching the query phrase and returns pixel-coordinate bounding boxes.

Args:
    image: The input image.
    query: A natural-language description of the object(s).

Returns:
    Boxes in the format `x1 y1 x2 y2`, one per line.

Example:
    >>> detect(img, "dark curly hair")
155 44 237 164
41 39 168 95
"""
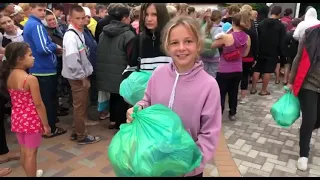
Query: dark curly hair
0 42 30 94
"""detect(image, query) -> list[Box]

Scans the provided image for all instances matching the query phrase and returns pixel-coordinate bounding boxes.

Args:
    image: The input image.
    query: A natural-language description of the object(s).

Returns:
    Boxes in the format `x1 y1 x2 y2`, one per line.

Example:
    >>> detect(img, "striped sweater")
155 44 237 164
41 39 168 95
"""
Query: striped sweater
129 30 171 71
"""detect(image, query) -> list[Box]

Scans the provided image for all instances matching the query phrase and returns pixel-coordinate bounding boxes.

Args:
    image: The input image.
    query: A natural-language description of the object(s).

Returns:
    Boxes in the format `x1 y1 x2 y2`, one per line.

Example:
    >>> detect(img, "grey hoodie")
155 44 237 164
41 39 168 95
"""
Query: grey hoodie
62 24 93 80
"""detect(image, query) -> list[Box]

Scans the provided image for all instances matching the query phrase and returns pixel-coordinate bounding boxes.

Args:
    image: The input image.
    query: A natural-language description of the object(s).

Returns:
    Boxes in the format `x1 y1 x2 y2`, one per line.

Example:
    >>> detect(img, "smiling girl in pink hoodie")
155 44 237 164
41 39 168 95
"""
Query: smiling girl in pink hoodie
126 16 222 177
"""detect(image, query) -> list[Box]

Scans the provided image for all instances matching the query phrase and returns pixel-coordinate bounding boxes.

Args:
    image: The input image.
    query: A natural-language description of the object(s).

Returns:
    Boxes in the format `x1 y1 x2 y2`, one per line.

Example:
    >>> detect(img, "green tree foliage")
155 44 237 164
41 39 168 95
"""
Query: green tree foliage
249 3 267 11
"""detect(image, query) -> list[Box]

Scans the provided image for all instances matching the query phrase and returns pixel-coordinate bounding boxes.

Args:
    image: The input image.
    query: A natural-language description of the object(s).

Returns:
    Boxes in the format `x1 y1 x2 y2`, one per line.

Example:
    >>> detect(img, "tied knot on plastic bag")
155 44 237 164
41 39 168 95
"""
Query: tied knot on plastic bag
130 105 140 121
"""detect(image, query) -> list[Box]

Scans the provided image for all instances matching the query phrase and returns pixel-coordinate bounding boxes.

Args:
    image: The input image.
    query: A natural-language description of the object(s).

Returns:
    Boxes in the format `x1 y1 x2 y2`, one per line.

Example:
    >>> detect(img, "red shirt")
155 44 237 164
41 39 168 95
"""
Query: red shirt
281 16 293 31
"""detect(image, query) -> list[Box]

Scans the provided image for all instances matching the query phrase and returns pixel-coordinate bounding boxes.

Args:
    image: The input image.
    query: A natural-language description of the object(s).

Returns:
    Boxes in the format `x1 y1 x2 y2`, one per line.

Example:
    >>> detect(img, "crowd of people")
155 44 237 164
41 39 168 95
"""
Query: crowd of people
0 2 319 177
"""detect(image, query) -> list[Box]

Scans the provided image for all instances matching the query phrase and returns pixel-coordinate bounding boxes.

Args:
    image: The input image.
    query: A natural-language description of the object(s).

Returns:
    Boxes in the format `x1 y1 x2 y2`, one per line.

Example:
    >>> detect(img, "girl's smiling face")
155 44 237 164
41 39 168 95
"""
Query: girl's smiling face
167 24 199 72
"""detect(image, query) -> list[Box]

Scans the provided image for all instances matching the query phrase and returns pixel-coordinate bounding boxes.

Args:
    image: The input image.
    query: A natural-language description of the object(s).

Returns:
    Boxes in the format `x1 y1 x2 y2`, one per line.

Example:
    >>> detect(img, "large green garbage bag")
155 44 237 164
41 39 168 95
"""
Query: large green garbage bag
108 104 202 177
270 86 301 128
201 36 218 57
119 71 152 105
200 24 217 58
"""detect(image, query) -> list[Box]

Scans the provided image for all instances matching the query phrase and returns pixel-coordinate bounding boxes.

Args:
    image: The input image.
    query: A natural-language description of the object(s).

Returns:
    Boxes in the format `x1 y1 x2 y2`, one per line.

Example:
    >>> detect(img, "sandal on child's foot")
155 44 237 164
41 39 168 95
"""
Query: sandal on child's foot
250 89 257 94
0 168 12 177
99 112 110 120
43 127 67 138
259 91 271 96
0 152 20 164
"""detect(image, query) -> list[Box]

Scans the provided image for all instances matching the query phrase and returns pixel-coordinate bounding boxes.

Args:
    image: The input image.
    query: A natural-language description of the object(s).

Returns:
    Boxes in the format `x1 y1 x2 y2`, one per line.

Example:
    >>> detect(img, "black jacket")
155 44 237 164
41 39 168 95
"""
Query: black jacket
93 16 102 23
129 29 166 68
243 20 259 60
283 30 299 58
222 17 232 24
95 15 116 42
258 18 286 59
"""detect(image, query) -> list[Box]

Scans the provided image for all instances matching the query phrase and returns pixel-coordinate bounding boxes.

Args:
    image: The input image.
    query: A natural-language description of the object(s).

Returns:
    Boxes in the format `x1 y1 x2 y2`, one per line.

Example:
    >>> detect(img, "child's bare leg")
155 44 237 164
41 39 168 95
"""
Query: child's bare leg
20 145 26 171
23 148 38 177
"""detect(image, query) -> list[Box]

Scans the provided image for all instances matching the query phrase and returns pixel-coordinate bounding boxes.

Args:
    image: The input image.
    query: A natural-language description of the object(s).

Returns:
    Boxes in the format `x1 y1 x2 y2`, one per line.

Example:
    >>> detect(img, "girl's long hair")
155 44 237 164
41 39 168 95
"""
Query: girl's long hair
139 3 170 34
0 42 30 94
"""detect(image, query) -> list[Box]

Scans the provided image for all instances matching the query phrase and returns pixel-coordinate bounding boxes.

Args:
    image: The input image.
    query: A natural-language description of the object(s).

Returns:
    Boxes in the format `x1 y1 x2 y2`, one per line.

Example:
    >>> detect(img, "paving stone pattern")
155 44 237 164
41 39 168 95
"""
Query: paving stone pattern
217 82 320 177
2 82 320 177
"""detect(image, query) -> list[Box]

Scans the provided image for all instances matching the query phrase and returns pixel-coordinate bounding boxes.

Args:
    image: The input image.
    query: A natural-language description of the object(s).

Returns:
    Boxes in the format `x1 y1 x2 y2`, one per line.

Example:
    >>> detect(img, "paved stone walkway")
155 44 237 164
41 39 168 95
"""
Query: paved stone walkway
1 81 320 177
219 82 320 177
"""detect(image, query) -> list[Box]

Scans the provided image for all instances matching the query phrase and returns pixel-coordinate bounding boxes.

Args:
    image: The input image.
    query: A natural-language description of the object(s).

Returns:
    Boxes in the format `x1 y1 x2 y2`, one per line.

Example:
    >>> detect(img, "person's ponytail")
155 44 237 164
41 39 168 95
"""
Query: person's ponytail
205 19 213 36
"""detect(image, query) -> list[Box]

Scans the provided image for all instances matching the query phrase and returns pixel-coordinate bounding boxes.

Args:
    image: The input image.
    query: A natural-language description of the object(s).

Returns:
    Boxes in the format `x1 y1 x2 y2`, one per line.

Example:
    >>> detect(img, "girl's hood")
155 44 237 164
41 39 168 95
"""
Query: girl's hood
233 31 248 46
167 60 204 81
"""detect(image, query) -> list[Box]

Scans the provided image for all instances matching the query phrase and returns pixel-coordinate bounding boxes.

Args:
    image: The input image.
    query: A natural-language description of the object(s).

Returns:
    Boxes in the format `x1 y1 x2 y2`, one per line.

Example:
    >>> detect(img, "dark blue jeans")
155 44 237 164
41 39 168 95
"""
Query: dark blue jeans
36 75 58 133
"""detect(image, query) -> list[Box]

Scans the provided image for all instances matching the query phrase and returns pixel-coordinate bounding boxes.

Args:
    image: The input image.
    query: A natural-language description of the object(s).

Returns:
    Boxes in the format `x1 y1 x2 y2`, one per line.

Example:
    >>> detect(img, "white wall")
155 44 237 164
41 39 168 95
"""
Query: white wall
268 3 298 18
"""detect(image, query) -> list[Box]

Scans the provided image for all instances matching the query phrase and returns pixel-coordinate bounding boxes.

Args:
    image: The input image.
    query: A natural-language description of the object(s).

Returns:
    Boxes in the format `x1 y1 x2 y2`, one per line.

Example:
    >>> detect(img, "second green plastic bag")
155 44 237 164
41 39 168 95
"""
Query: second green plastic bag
119 71 152 105
108 104 202 177
270 86 301 128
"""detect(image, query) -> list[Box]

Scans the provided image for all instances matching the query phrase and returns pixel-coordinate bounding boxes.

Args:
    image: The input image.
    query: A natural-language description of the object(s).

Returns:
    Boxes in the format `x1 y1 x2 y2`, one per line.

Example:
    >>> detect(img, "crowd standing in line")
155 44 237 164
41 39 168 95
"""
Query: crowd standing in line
0 2 319 177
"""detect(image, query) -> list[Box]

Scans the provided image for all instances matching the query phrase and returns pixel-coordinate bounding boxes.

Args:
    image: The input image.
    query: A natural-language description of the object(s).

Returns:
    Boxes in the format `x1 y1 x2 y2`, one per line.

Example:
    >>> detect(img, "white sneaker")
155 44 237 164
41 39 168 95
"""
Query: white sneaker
36 169 43 177
297 157 308 171
239 97 249 104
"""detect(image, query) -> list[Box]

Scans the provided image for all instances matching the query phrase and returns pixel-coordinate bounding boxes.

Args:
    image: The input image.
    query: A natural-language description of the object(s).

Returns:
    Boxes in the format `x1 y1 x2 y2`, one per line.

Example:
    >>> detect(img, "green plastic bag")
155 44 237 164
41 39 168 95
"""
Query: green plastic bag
201 36 218 57
108 104 202 177
200 24 217 58
119 71 152 105
270 86 301 128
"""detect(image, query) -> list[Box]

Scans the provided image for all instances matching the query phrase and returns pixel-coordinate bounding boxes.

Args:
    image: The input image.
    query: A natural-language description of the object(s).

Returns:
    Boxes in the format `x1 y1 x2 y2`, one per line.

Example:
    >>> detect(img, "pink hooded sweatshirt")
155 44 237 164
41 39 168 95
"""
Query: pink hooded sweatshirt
137 61 222 176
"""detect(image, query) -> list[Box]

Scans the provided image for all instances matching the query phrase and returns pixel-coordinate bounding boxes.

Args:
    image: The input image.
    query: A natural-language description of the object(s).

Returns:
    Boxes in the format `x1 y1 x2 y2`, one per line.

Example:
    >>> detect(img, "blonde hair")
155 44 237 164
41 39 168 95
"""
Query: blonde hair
18 3 30 12
232 11 252 30
167 5 177 18
161 16 203 55
241 4 253 12
240 4 253 16
83 3 97 9
131 5 140 20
